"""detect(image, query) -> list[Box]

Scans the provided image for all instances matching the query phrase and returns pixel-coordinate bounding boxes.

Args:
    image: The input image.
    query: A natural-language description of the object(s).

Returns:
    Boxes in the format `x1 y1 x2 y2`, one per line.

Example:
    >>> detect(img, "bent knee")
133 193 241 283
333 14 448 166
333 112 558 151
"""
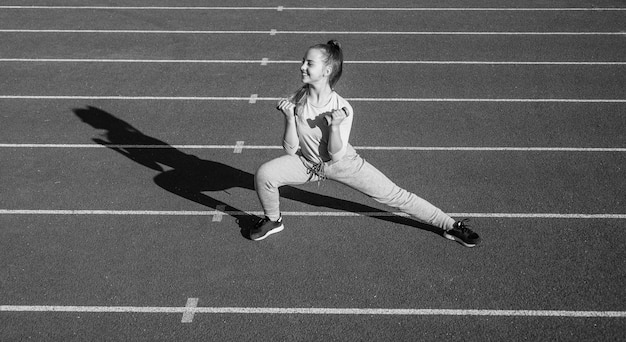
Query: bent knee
254 161 272 182
254 162 277 191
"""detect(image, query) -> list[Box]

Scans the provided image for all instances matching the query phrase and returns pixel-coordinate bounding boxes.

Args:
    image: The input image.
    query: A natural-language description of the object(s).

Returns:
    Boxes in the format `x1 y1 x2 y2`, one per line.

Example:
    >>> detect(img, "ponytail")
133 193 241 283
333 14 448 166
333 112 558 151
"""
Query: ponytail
321 40 343 89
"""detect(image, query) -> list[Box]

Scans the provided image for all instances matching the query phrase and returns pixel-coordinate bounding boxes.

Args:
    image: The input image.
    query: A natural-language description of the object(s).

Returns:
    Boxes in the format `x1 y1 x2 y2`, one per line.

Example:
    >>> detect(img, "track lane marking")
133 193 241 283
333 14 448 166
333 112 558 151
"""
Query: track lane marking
0 210 624 219
2 58 625 65
0 305 624 317
1 29 624 36
1 96 624 103
1 6 624 11
1 144 625 152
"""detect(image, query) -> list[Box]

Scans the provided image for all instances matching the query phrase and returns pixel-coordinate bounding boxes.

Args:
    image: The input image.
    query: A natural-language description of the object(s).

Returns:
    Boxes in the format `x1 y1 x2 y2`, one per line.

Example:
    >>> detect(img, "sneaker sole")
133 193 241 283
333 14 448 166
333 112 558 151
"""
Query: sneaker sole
443 232 477 248
251 224 284 241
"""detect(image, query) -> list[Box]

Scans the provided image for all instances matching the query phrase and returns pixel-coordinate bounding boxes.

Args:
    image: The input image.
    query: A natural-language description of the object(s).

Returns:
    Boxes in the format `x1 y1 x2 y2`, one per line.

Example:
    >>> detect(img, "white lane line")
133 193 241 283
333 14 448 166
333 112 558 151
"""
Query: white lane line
1 144 625 152
0 305 624 318
0 96 258 101
281 7 626 12
0 210 624 219
0 29 270 34
0 58 269 64
0 29 623 36
0 6 624 11
357 146 626 152
181 298 199 323
2 58 625 65
0 6 276 10
280 30 626 36
347 98 626 103
1 96 625 103
347 61 626 65
0 144 282 149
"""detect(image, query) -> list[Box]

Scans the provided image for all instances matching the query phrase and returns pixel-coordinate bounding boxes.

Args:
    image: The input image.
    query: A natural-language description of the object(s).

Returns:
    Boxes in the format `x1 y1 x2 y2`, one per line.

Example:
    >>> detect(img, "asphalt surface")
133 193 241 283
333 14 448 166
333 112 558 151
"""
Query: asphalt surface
1 1 625 341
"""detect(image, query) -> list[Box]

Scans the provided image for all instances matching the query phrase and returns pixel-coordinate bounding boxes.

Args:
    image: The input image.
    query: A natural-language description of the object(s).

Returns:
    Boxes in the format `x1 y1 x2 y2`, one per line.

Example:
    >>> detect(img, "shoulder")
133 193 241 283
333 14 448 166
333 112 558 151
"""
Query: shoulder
333 92 353 116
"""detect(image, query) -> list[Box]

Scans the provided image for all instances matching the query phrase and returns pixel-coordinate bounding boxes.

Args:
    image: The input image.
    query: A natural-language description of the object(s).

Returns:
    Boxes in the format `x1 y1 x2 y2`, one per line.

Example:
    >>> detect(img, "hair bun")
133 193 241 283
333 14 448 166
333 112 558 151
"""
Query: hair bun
327 40 341 49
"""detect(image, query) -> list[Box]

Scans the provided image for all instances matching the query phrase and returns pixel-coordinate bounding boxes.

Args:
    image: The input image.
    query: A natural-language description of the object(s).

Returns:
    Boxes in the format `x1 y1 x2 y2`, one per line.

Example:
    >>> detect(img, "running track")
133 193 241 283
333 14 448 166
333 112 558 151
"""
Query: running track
1 1 625 341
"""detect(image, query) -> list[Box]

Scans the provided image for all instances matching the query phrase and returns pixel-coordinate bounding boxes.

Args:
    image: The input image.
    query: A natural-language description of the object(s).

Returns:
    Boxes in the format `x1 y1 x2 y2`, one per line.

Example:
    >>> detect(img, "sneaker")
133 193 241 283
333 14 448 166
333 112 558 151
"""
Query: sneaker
443 219 481 247
250 216 284 241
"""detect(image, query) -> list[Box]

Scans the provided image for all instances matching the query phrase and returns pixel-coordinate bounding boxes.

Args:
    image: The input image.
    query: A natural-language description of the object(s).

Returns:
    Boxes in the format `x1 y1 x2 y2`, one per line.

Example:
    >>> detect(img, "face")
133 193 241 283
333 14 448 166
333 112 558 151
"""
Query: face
300 48 330 85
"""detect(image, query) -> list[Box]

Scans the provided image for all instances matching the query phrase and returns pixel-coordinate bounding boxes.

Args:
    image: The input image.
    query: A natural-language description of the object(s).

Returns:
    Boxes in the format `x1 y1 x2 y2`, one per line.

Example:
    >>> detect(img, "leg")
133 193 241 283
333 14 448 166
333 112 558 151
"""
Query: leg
254 154 315 221
326 155 455 230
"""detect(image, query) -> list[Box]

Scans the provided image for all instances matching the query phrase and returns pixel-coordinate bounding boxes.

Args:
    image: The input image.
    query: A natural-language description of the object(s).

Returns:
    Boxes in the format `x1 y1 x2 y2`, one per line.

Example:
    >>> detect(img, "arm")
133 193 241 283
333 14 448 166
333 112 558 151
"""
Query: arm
278 100 299 155
327 123 344 160
326 107 352 161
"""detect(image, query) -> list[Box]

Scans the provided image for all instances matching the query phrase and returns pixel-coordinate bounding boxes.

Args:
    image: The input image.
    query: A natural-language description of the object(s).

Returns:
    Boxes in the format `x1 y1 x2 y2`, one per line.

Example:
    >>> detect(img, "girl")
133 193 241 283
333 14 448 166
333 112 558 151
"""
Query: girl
251 40 480 247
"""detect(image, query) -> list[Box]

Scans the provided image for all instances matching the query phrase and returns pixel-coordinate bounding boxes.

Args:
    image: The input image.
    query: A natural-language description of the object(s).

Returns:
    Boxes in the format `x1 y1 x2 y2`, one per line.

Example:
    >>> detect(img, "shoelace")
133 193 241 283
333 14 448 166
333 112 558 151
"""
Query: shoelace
456 218 472 232
255 217 270 228
256 216 281 227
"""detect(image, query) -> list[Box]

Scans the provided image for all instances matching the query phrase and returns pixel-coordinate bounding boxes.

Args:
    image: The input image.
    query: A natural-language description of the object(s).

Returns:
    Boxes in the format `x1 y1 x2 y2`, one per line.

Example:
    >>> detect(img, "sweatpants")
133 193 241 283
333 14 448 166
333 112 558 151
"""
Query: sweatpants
254 153 455 230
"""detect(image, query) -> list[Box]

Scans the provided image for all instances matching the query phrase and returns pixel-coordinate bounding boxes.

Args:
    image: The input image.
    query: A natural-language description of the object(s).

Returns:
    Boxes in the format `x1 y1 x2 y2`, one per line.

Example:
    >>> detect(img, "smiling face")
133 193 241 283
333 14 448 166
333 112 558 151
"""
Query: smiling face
300 48 331 86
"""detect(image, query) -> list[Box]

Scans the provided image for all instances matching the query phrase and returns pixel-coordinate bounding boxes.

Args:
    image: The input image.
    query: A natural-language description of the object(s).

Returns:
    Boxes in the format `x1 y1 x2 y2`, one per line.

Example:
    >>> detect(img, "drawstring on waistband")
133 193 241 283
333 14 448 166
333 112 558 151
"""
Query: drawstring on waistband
305 160 326 185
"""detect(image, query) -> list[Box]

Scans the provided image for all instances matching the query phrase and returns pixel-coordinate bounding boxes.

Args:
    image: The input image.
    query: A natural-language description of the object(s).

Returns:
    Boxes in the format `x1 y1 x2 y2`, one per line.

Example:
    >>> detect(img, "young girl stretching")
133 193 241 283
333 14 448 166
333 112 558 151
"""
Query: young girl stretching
251 40 481 247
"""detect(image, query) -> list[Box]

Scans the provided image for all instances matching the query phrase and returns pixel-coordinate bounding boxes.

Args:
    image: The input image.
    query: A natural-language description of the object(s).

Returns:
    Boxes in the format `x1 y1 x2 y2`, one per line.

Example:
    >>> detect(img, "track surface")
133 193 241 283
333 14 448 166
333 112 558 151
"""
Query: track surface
1 1 625 341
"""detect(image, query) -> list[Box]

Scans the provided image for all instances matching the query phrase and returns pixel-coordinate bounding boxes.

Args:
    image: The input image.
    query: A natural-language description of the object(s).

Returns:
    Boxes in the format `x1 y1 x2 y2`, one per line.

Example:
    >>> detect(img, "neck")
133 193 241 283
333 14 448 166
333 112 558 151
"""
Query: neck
306 82 333 106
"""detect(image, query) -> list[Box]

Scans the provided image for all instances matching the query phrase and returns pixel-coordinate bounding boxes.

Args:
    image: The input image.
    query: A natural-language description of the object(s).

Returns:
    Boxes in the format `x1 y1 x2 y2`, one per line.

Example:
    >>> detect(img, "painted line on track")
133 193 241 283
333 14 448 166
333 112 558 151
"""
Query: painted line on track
0 305 624 318
346 98 626 103
1 96 624 103
1 144 625 152
1 29 624 36
1 58 625 65
0 6 624 11
0 210 624 219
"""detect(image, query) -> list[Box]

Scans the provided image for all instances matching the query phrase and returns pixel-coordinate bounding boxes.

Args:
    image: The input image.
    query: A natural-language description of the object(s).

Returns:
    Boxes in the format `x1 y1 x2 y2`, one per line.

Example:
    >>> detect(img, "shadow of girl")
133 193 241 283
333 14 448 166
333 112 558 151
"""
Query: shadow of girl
74 106 439 239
